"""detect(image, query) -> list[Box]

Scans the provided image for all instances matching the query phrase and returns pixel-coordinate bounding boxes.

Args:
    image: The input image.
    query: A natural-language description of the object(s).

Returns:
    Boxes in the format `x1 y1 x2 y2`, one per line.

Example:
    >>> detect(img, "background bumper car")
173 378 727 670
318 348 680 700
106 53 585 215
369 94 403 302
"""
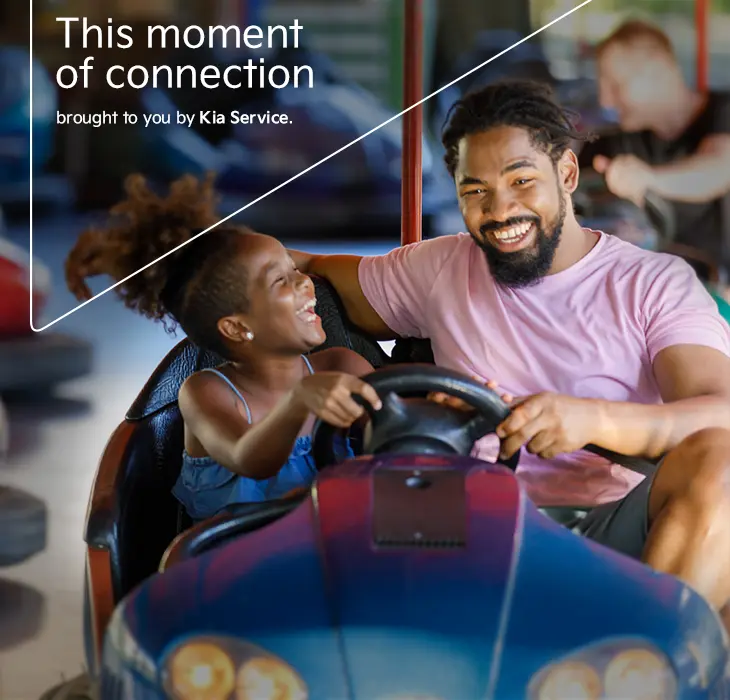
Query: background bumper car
137 45 463 240
0 45 92 393
0 48 91 571
429 30 612 143
0 235 93 394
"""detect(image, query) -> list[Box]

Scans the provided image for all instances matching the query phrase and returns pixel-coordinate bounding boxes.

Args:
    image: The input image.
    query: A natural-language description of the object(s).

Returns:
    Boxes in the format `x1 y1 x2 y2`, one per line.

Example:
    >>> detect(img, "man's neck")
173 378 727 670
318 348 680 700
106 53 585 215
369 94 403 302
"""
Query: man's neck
549 220 599 275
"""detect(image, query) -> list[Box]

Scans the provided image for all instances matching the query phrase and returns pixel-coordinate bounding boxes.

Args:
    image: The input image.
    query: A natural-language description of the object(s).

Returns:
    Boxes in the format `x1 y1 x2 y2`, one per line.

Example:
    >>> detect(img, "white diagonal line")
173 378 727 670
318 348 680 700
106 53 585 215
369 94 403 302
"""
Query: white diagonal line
30 0 593 332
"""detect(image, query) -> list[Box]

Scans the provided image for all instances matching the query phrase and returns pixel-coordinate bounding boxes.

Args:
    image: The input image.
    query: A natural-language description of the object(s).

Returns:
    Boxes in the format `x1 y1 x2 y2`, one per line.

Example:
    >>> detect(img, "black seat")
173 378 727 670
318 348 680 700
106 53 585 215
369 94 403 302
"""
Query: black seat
84 276 397 606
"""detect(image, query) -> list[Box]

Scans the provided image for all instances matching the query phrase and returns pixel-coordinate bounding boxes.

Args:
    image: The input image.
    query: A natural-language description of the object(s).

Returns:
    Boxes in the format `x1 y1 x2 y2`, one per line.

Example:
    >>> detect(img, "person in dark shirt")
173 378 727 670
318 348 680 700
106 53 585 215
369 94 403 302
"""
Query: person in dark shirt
578 20 730 274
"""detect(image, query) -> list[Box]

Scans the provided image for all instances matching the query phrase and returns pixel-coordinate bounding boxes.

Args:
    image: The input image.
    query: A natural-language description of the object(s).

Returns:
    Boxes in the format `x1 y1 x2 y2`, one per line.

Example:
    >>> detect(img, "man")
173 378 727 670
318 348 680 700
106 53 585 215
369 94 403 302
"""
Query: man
290 80 730 628
579 19 730 273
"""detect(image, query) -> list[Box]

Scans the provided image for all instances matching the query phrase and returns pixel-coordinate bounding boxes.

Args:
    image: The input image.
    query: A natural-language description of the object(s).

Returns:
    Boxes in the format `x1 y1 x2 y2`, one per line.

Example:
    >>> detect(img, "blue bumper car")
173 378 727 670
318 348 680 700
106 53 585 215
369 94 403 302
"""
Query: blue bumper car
82 279 729 700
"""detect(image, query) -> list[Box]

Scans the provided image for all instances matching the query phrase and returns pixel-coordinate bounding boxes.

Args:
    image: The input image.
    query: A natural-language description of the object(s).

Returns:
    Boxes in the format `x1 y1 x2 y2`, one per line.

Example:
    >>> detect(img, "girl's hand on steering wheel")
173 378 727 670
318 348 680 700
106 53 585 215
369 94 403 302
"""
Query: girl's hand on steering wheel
293 372 382 428
429 377 514 412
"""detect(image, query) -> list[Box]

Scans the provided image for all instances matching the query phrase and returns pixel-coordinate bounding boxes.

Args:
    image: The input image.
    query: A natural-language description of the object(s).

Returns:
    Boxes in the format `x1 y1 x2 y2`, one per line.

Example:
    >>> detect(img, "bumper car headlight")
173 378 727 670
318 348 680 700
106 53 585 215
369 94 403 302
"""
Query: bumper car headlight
104 606 156 681
528 639 677 700
162 635 307 700
534 661 602 699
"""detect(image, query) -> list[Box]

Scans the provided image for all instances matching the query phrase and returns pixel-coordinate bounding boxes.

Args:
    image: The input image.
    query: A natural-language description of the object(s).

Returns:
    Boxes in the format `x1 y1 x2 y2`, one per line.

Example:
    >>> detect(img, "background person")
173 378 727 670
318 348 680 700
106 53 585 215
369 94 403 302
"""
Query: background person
578 19 730 279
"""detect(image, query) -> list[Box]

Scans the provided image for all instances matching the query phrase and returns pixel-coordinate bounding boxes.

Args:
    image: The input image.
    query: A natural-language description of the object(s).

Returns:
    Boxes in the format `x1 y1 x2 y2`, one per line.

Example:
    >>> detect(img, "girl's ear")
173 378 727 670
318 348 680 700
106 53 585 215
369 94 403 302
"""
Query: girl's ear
217 315 251 344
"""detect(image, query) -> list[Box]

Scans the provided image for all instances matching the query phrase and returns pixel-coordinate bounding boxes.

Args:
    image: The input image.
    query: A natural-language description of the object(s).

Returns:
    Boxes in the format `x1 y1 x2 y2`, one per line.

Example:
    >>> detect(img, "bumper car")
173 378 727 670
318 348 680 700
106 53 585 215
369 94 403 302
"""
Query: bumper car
0 46 91 390
136 44 463 240
0 236 93 393
0 234 89 569
0 317 47 569
83 279 730 699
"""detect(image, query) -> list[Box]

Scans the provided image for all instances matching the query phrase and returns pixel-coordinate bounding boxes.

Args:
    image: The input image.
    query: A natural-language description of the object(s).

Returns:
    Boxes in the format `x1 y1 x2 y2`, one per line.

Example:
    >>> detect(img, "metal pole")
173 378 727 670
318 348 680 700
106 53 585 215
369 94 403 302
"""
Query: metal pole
402 0 424 246
695 0 708 91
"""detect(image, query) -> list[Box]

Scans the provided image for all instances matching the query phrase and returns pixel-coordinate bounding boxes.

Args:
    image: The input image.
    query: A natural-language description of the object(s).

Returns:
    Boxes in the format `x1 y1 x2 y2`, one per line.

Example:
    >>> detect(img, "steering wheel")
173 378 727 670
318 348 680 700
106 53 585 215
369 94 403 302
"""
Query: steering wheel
311 363 660 479
643 190 677 243
312 364 522 472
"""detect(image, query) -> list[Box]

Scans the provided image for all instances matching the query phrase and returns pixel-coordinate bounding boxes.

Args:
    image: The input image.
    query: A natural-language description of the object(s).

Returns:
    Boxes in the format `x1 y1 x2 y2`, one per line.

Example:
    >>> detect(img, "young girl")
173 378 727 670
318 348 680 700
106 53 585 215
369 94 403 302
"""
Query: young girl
65 173 382 521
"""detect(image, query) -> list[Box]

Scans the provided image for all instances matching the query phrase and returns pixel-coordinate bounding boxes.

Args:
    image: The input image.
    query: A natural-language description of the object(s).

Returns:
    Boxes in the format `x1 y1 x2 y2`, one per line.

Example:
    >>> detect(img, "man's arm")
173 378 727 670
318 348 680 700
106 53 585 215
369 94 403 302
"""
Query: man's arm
647 134 730 203
496 256 730 461
291 237 460 343
497 345 730 461
590 344 730 458
579 255 730 458
289 250 398 339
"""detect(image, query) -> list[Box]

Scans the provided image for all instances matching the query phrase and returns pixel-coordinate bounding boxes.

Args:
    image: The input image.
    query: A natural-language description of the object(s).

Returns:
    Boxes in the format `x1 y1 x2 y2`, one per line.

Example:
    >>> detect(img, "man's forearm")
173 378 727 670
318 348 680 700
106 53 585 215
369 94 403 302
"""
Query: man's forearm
287 248 396 339
650 152 730 203
289 249 352 280
592 395 730 459
289 248 315 273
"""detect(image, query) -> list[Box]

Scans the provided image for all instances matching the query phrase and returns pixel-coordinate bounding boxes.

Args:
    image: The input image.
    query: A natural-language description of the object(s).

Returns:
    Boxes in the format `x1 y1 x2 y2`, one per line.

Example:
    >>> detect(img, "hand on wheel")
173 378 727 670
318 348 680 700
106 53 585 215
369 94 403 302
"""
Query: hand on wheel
293 372 382 428
428 377 514 412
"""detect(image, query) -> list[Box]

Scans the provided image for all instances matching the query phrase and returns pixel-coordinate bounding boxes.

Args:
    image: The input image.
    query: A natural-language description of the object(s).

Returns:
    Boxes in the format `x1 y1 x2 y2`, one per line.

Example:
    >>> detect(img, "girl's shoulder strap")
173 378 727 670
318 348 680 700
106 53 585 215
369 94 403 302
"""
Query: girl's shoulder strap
198 367 252 423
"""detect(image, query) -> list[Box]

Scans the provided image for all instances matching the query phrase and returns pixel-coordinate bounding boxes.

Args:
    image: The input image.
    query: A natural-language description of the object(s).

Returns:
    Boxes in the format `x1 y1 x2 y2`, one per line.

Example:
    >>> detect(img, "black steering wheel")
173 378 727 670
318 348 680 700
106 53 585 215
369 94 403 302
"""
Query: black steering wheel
312 364 521 471
643 190 677 243
311 364 660 479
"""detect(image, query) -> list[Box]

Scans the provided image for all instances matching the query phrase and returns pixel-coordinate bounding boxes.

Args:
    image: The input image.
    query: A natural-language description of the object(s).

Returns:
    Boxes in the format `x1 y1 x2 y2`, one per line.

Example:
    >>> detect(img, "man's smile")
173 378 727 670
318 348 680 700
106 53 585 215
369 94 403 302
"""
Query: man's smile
482 221 538 253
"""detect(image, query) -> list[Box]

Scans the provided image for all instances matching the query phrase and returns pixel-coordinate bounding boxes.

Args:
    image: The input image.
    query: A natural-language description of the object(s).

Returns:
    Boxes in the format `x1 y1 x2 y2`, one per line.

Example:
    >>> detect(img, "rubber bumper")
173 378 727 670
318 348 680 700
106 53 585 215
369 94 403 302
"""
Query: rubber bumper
0 486 47 567
0 333 93 392
0 239 93 391
0 237 50 336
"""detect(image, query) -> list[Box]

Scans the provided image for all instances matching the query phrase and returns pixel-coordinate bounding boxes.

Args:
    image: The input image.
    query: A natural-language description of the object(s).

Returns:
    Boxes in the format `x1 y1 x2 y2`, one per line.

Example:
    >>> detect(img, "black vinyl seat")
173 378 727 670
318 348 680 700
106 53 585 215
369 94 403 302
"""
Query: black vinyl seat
84 276 409 604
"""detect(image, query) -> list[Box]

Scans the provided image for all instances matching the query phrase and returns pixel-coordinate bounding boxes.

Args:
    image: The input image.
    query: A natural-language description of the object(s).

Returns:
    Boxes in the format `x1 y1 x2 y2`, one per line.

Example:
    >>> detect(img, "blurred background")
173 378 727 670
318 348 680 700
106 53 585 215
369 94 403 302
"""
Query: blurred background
1 0 729 697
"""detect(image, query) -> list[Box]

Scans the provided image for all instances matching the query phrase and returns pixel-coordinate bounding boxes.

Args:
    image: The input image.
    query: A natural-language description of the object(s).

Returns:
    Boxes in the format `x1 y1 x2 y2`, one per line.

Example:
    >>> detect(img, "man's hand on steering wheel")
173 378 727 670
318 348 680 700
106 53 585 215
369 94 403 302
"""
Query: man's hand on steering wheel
496 392 600 461
429 377 514 411
593 154 657 208
432 381 600 460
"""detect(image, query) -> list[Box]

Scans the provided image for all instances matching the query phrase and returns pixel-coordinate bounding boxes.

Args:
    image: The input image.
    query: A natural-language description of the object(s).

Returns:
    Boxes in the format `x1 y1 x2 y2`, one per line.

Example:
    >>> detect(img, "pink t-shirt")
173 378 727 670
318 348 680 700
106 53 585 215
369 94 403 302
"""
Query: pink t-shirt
358 230 730 507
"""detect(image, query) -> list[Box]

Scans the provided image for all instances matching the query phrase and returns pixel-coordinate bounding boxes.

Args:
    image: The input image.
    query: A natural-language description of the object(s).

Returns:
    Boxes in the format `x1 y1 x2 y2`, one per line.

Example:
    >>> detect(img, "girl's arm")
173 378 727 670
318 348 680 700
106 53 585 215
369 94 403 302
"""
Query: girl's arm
179 361 380 480
179 373 309 480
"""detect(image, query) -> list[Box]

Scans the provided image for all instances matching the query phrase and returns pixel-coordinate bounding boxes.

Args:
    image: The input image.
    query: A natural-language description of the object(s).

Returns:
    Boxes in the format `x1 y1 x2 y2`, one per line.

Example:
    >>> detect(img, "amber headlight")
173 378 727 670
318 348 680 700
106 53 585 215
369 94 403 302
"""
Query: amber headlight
162 636 307 700
528 639 677 700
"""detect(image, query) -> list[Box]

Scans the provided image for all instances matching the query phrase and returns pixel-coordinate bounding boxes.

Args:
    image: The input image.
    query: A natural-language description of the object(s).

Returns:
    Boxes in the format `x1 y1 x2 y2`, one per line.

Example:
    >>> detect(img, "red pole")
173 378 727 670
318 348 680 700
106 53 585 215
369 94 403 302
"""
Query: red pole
696 0 708 91
402 0 423 246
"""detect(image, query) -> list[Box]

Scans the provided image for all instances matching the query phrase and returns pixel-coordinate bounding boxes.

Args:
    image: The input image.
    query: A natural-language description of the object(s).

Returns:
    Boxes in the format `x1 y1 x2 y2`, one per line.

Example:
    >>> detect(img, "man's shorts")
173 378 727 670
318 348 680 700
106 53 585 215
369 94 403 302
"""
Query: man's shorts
552 463 661 561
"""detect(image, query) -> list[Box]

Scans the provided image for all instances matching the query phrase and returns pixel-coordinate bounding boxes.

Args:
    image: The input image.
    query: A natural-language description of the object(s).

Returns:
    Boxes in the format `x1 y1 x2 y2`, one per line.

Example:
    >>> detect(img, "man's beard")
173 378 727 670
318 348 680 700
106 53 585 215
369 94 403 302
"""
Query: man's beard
473 194 566 289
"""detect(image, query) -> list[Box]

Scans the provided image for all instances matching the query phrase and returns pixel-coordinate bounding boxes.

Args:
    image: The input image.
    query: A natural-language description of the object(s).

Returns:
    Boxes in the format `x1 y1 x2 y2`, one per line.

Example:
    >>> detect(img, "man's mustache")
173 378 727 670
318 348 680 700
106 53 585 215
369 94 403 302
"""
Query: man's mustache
479 216 540 236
